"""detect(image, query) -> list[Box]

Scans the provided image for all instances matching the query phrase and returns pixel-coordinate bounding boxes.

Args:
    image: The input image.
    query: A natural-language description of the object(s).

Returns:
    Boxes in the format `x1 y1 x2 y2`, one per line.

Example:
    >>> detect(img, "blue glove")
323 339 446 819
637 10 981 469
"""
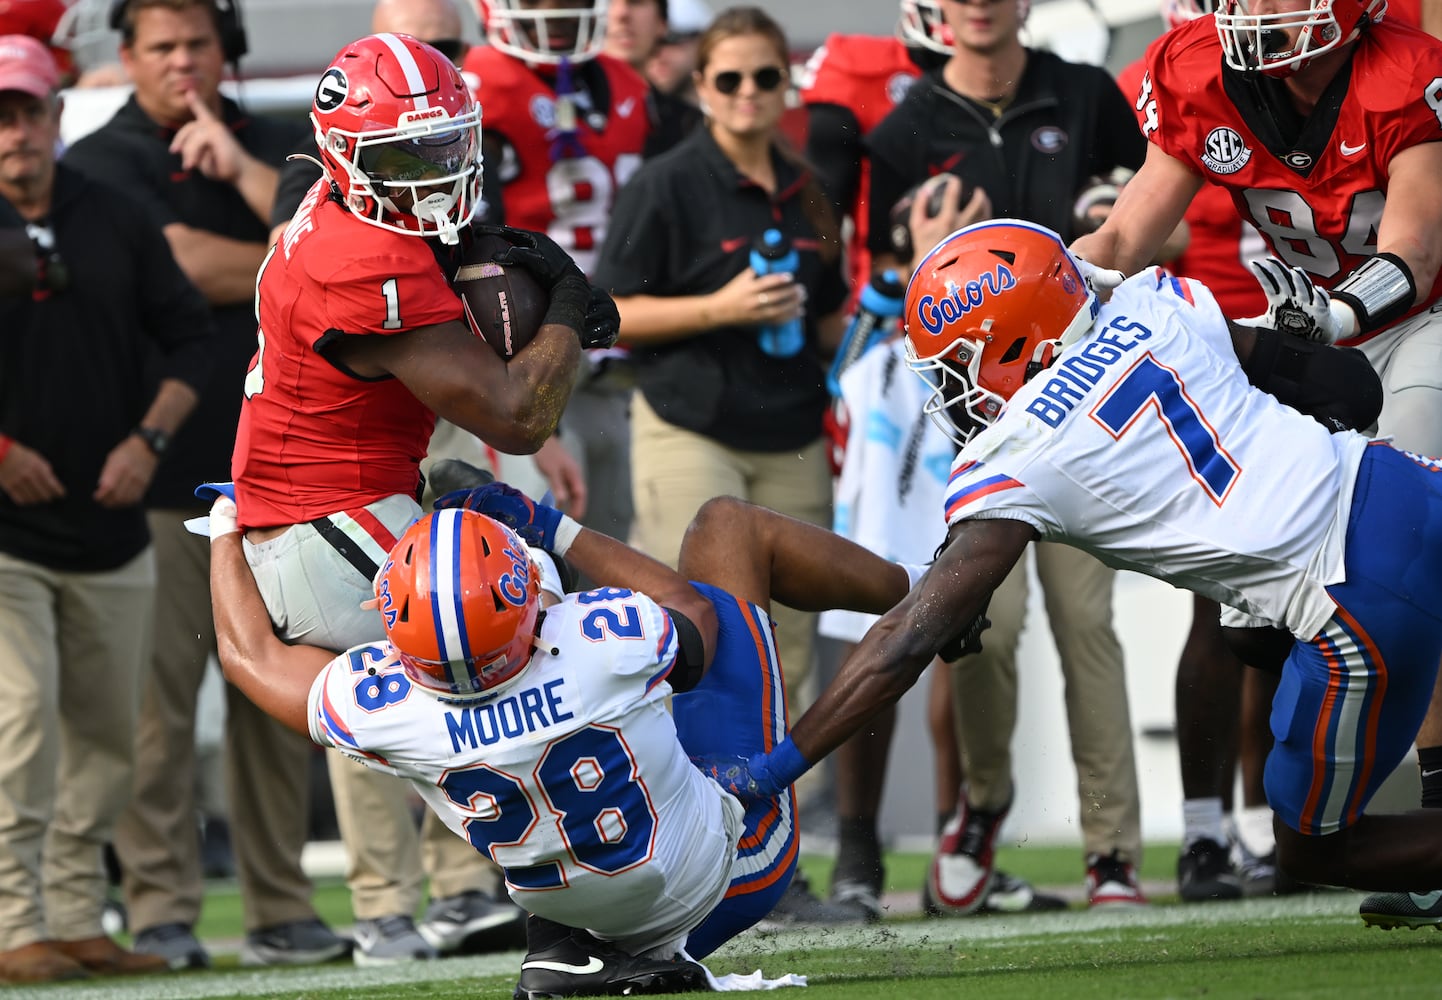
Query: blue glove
434 481 565 550
692 738 811 805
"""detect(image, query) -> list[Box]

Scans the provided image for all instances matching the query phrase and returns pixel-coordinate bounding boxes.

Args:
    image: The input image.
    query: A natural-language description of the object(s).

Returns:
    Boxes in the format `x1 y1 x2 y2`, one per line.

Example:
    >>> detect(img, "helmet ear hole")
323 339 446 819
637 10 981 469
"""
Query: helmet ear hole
998 337 1027 365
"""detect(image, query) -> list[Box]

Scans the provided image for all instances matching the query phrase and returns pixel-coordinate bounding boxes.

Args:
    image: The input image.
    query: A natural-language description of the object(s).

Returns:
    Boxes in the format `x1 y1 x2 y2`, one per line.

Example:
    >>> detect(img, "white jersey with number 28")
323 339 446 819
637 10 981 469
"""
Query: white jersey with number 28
306 586 743 954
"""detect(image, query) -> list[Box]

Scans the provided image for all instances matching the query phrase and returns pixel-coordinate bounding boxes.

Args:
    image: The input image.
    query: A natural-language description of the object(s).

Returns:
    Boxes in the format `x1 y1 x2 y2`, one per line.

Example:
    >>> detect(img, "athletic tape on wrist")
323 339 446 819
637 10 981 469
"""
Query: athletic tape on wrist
551 514 582 557
1331 253 1415 335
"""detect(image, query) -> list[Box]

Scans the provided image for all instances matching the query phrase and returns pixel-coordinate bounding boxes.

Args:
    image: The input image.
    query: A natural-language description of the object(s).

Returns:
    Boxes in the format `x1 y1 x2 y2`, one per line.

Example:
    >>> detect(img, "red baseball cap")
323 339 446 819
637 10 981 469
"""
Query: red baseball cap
0 33 59 98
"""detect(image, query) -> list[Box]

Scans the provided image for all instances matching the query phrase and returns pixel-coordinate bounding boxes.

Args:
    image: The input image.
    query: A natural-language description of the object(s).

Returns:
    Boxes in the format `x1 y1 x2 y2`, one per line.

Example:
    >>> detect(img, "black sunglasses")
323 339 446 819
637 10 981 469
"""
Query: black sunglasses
711 66 786 95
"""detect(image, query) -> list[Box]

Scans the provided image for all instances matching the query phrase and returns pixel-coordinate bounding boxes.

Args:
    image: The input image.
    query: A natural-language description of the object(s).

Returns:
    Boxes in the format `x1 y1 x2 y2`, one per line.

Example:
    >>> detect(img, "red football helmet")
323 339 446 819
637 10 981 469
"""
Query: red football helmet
310 33 482 244
375 510 542 701
904 220 1098 445
1215 0 1385 75
897 0 953 53
479 0 608 65
1161 0 1218 31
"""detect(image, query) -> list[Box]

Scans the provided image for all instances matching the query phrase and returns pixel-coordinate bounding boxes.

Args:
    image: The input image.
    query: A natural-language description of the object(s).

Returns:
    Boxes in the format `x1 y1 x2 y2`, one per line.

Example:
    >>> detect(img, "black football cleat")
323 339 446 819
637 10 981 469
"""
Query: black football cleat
512 917 707 1000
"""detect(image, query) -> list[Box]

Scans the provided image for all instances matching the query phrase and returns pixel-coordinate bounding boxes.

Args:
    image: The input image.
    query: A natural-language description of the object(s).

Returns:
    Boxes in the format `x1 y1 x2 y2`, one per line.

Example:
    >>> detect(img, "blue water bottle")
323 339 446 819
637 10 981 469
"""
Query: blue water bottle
750 229 805 358
826 269 906 396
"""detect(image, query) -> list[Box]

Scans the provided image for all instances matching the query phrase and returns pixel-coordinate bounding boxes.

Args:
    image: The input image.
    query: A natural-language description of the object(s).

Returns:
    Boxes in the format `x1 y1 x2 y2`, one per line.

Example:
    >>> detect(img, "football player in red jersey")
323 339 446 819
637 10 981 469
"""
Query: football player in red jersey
465 0 652 556
1073 0 1442 926
232 33 611 964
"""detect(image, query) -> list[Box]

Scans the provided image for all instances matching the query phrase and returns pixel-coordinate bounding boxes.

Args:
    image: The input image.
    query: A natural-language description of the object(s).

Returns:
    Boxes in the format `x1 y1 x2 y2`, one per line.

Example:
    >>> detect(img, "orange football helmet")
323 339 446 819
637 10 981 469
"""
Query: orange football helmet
375 510 542 700
904 220 1098 445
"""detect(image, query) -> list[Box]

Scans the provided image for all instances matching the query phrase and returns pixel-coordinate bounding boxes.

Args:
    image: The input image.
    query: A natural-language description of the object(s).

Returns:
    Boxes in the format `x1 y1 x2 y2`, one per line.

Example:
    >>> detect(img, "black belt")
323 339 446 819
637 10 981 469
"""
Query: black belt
308 516 381 583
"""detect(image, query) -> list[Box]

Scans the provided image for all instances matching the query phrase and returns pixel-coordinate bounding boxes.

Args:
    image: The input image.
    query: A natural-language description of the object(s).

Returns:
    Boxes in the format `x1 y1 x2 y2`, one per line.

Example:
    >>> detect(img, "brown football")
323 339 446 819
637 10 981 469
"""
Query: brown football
454 233 548 359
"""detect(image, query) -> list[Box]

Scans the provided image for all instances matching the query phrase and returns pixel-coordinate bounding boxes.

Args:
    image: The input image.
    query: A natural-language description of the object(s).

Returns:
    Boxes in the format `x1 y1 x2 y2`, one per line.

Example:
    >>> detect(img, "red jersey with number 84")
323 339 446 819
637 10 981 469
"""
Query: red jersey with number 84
1136 17 1442 341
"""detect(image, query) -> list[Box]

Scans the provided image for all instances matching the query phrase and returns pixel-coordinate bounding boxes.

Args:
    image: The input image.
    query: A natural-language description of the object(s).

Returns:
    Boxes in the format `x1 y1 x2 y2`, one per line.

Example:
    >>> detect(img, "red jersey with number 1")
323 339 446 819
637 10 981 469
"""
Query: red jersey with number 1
233 180 463 528
1138 17 1442 341
464 48 649 276
799 34 921 289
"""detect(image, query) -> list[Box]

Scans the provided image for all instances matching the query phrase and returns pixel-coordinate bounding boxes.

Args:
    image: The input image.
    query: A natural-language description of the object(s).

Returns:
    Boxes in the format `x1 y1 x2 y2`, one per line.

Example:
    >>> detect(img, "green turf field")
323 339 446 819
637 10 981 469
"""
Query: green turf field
18 847 1438 1000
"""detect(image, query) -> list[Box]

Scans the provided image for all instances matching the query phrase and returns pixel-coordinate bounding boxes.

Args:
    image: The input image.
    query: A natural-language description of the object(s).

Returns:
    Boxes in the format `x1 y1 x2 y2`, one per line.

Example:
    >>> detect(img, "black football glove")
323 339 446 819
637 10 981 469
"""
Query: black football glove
475 224 586 292
938 600 992 662
582 284 621 350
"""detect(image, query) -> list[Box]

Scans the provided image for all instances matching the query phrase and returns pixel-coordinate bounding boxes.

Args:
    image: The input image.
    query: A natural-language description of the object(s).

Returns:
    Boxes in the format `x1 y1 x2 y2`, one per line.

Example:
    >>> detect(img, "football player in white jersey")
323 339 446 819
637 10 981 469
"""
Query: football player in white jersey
205 483 924 996
704 219 1442 896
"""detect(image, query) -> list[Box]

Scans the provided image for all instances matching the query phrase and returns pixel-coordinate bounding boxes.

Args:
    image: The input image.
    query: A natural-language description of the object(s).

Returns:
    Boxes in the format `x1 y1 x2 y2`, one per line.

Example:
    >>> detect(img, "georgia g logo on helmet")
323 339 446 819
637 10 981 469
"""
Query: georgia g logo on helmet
314 67 348 114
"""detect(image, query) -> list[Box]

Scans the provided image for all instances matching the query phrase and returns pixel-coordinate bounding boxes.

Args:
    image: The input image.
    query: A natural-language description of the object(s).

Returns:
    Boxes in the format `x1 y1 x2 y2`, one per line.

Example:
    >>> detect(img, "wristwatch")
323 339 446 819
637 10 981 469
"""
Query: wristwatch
133 426 170 457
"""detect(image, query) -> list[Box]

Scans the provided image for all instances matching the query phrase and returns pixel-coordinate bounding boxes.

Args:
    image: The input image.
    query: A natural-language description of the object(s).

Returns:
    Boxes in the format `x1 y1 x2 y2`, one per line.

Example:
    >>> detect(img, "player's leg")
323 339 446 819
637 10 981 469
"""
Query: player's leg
1269 445 1442 891
1173 595 1244 902
675 496 910 619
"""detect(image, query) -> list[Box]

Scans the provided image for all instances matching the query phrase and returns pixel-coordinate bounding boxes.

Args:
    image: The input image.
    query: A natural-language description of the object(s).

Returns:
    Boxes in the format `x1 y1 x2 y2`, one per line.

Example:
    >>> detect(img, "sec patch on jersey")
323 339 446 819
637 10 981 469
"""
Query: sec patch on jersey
454 233 548 359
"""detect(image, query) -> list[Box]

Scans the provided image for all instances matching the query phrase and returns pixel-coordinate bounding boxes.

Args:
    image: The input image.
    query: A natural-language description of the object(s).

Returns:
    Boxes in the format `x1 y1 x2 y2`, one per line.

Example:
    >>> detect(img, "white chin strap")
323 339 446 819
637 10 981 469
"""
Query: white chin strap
415 192 461 245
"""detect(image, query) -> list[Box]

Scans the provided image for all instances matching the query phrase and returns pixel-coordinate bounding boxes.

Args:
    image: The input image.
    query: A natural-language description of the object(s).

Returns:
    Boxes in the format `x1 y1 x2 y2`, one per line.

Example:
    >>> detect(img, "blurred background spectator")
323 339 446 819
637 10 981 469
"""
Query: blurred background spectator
0 32 212 983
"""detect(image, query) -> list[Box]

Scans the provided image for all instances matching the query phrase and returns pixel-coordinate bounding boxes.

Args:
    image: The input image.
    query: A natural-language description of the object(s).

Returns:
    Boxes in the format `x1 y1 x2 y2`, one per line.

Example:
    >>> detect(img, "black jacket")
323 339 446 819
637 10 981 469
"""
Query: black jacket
0 166 214 570
866 50 1146 251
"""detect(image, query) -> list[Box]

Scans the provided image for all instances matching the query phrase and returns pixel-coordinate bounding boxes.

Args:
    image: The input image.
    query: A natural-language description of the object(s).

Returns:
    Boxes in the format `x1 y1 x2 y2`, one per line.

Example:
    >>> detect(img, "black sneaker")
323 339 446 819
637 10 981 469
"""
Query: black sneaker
513 917 707 999
828 878 884 921
761 871 869 926
1360 891 1442 930
352 914 437 967
419 890 527 954
1178 838 1243 902
240 917 352 967
980 870 1069 913
132 922 210 971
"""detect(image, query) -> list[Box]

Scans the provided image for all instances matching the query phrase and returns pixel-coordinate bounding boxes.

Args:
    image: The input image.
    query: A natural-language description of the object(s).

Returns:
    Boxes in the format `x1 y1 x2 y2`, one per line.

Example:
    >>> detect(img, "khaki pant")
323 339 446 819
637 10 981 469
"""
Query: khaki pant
241 496 497 920
951 543 1143 863
0 546 155 949
114 512 317 935
630 393 832 715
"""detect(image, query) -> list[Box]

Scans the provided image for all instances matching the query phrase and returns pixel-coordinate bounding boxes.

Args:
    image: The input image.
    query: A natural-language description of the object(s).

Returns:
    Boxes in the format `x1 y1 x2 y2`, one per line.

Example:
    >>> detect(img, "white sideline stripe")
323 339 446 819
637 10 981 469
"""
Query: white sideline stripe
0 894 1367 1000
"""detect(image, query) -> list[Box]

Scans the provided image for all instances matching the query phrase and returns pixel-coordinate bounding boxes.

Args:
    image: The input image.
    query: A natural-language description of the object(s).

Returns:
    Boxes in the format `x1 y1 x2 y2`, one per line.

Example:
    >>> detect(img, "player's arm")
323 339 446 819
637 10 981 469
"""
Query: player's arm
1070 144 1202 273
701 516 1034 799
786 517 1033 764
1356 140 1442 325
211 529 331 736
1229 321 1383 432
333 319 582 454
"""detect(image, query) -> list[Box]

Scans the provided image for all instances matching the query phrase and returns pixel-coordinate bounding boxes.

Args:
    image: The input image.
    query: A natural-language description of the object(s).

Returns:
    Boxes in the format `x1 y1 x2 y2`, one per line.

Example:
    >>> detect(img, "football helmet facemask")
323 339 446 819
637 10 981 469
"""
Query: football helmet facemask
375 509 543 702
904 220 1098 446
480 0 609 65
1214 0 1385 75
311 33 482 244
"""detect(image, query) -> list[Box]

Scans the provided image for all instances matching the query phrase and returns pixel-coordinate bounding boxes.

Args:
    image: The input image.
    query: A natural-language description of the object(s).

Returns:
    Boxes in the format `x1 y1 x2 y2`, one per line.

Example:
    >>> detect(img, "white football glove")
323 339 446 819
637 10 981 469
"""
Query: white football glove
1239 258 1350 344
1073 256 1126 293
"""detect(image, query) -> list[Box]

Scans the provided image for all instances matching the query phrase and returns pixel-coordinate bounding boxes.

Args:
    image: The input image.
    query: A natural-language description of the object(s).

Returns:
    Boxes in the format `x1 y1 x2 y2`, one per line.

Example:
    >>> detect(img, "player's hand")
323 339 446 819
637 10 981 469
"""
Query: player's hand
93 434 158 508
479 225 586 292
1240 258 1345 344
581 283 621 350
170 90 251 184
434 481 569 550
692 751 785 804
936 608 991 663
0 439 65 505
1073 257 1126 294
534 436 587 521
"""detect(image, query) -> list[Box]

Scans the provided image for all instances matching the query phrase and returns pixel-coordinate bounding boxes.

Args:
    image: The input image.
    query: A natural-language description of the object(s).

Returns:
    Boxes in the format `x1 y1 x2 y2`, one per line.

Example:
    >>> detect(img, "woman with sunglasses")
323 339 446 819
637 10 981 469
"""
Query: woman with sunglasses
594 5 858 925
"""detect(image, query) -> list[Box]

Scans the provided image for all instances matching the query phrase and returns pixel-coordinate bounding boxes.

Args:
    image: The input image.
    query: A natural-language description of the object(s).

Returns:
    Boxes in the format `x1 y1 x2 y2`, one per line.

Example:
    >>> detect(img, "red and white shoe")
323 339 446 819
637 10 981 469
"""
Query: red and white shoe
927 795 1009 915
1086 850 1148 908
